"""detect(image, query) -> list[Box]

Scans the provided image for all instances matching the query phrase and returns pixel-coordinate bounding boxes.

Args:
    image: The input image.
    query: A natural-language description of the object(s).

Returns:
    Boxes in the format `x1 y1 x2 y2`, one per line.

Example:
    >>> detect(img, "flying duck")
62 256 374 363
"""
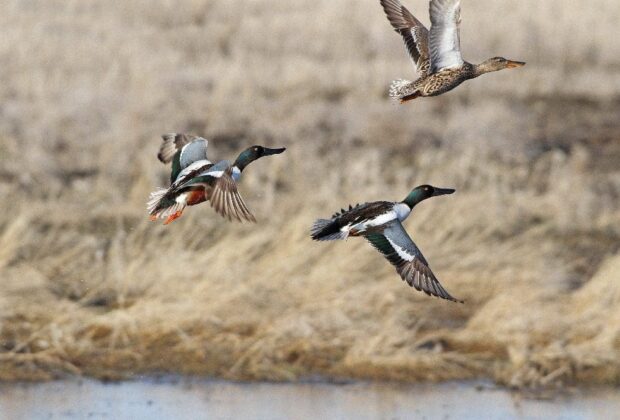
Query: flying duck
311 185 462 302
380 0 525 102
148 133 285 224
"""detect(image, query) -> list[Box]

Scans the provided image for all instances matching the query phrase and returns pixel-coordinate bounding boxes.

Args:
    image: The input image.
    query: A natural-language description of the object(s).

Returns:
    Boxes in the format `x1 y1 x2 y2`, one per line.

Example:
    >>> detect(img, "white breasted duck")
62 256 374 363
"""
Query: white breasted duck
148 133 285 224
311 185 462 302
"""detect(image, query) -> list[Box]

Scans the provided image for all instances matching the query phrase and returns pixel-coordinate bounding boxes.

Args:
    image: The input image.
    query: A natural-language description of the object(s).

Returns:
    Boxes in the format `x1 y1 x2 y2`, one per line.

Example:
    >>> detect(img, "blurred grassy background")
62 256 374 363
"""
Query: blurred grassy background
0 0 619 389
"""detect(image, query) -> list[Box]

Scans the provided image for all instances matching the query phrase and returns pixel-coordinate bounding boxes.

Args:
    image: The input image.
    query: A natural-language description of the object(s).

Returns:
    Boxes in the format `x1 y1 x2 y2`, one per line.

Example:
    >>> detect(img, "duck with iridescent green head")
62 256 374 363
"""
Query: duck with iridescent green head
311 185 462 302
148 133 285 224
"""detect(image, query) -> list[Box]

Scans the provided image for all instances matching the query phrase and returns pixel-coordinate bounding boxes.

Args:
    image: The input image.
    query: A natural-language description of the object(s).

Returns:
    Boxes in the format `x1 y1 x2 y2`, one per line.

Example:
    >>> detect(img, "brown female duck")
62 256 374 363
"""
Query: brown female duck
380 0 525 102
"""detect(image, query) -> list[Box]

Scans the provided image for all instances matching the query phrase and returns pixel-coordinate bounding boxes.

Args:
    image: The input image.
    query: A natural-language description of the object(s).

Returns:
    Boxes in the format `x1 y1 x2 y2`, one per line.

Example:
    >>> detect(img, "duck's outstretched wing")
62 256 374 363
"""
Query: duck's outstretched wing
380 0 430 75
158 134 210 183
428 0 464 72
364 220 462 302
179 162 255 223
158 133 204 163
207 167 256 223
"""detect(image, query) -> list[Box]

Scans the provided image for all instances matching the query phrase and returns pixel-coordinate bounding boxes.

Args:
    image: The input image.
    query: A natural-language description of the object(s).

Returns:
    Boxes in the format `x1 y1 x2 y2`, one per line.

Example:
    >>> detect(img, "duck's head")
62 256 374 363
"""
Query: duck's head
234 145 286 171
476 57 525 75
403 185 455 209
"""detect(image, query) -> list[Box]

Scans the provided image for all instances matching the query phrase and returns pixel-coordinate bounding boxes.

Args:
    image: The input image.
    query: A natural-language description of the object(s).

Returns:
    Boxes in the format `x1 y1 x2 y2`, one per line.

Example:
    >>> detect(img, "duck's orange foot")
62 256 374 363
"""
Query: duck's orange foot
163 210 183 225
149 215 158 221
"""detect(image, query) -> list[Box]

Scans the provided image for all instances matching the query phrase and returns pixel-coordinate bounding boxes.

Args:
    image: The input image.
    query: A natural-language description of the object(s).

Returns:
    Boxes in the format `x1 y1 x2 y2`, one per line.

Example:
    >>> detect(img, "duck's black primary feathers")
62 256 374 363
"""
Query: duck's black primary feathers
311 201 394 241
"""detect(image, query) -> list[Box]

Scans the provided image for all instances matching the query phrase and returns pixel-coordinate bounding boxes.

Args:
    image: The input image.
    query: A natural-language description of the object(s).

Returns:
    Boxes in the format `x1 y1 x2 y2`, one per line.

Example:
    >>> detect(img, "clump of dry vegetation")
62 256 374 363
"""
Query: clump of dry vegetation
0 0 619 390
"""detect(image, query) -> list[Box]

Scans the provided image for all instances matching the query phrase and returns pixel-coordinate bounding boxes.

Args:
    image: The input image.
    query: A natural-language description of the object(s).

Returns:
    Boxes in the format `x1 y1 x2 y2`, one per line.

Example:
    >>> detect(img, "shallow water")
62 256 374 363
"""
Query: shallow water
0 379 619 420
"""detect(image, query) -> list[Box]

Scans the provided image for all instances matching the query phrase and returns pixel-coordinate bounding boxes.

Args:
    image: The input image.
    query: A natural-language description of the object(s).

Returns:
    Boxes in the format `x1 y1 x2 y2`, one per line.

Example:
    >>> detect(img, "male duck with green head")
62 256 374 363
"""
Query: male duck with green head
311 185 462 302
148 133 285 224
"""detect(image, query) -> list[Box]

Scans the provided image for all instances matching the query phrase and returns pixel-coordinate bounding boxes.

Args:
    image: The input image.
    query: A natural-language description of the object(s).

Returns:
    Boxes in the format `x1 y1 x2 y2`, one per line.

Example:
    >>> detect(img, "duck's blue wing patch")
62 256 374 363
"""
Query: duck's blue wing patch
170 138 209 183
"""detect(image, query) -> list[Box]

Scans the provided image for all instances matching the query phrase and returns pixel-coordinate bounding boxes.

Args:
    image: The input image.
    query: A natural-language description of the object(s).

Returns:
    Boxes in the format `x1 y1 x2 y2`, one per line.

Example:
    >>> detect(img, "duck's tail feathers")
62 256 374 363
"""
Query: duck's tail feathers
147 188 186 222
389 79 419 103
310 218 349 241
147 188 168 214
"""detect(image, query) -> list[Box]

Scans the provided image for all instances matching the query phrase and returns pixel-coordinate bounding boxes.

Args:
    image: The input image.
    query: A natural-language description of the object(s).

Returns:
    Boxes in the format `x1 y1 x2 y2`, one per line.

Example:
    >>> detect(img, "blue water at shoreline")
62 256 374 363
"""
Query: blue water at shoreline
1 379 618 420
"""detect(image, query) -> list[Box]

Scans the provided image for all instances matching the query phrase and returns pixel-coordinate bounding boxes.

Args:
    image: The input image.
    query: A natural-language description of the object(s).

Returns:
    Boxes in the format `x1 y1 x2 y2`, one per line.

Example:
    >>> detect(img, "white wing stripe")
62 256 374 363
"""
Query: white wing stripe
206 170 224 178
177 160 210 176
366 210 398 227
386 237 416 262
172 160 212 186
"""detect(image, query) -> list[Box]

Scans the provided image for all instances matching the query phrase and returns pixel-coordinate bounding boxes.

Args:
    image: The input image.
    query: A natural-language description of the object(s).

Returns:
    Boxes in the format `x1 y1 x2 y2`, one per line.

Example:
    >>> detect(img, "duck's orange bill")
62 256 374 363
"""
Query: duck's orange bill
506 60 526 68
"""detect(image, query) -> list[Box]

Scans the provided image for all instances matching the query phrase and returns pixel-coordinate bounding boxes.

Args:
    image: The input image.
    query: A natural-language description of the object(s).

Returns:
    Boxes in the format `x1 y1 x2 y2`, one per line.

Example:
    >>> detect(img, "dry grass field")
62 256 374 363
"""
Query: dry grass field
0 0 619 390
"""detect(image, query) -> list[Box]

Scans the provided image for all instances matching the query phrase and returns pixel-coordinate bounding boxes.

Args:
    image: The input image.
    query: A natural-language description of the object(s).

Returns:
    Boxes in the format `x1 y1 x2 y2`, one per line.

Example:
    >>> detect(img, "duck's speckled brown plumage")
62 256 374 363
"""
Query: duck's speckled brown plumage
398 62 477 100
381 0 525 102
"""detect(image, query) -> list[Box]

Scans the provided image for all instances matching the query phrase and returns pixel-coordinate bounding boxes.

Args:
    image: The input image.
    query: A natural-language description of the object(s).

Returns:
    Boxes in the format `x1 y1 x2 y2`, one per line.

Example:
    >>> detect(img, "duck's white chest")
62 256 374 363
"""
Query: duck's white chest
393 203 411 222
231 166 241 182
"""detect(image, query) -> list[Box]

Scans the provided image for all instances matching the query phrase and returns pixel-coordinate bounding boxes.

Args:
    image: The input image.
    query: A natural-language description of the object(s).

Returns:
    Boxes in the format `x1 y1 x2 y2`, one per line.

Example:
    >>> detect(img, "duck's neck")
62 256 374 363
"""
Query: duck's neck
403 190 426 209
470 62 488 78
233 152 256 172
472 60 505 78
